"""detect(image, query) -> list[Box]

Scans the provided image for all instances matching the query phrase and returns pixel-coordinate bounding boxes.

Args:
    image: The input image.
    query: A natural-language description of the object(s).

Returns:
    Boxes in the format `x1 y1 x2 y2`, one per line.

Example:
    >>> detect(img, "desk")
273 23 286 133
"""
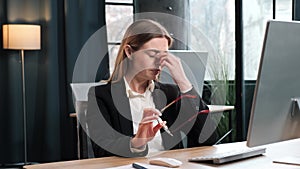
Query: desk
24 139 300 169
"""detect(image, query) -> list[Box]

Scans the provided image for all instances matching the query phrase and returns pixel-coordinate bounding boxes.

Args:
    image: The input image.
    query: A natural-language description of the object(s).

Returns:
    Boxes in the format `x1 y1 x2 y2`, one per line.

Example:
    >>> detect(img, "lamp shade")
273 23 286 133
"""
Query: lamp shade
2 24 41 50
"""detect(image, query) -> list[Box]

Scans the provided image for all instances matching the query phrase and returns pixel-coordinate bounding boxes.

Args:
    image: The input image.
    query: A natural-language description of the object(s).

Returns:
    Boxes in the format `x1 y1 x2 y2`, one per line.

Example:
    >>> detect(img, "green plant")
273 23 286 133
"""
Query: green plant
206 52 236 143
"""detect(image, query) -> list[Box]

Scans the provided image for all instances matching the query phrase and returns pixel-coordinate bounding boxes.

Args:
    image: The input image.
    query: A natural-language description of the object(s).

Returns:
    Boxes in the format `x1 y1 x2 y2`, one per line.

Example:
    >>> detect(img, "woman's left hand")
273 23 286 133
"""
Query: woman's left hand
160 53 192 92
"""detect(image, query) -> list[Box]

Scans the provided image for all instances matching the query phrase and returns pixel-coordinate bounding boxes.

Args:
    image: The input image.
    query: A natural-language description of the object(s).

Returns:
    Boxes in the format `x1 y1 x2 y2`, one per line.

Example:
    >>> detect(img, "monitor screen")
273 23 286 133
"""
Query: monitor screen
159 50 208 96
247 20 300 147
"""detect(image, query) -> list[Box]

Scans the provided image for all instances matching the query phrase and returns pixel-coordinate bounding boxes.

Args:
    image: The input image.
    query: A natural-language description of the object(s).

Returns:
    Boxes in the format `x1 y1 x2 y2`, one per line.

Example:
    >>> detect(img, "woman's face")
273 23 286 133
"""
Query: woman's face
129 37 169 81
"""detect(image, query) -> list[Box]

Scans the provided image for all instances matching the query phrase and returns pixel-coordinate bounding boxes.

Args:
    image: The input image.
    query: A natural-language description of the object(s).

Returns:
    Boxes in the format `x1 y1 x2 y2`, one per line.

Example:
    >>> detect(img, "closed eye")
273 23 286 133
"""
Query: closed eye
144 49 168 58
144 49 160 58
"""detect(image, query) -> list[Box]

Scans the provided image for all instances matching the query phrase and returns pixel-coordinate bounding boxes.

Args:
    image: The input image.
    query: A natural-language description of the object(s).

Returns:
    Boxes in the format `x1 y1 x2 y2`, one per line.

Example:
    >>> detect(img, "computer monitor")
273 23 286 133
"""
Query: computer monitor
247 20 300 147
159 50 208 96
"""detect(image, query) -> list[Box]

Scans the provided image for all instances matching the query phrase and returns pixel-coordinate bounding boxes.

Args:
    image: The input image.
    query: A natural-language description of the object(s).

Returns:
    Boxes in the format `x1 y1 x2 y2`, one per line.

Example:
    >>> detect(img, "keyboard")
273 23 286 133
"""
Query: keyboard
188 147 266 164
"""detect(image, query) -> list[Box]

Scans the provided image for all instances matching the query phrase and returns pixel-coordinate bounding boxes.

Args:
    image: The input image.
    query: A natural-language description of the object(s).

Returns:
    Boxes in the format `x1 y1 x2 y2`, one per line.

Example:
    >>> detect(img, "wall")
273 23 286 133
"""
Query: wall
0 0 108 164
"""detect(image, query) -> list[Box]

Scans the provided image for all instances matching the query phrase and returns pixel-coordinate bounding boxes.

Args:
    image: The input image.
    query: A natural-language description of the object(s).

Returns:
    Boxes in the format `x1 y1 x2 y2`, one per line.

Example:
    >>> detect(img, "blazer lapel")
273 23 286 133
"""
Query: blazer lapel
152 82 184 150
111 81 133 136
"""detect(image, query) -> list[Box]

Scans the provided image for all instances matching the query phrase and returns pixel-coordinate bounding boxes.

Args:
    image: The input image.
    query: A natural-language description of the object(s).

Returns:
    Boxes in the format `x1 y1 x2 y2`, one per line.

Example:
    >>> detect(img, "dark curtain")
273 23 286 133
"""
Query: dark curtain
0 0 108 164
295 0 300 20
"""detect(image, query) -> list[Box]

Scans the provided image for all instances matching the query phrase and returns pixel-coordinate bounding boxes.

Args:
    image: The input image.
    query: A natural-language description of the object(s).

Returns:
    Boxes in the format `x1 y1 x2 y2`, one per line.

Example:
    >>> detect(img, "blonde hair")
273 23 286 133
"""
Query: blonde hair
107 19 173 83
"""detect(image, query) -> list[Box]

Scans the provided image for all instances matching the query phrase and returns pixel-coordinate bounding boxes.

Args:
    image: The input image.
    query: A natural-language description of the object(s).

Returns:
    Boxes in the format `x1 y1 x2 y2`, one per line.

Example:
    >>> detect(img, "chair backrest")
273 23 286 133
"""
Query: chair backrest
70 82 106 159
70 82 105 102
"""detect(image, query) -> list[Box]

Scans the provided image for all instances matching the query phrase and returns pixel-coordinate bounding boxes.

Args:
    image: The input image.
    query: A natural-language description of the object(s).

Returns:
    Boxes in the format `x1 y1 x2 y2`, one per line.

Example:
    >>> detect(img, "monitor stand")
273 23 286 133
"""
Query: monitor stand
290 97 300 117
273 97 300 166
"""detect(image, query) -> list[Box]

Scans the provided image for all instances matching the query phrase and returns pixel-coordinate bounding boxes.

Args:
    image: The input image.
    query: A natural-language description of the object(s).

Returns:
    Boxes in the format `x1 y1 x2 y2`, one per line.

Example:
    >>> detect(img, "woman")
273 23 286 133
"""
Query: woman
87 19 217 158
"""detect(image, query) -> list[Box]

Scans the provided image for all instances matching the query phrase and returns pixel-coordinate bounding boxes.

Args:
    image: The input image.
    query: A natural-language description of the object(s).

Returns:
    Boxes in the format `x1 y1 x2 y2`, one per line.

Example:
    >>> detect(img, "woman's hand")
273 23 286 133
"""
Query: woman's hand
160 53 192 92
131 108 164 148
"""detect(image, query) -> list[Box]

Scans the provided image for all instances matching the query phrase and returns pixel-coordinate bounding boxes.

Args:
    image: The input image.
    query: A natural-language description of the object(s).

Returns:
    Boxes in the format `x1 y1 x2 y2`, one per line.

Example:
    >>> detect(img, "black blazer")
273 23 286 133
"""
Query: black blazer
86 80 217 158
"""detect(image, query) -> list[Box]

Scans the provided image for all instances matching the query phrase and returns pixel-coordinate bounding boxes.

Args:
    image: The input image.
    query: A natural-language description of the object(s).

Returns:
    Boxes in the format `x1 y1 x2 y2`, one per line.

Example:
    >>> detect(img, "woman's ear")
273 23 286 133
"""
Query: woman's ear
124 45 133 60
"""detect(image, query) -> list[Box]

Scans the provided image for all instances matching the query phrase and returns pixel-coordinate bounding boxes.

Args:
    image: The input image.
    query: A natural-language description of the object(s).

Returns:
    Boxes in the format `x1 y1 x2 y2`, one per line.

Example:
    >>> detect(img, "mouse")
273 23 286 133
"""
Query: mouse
149 157 183 168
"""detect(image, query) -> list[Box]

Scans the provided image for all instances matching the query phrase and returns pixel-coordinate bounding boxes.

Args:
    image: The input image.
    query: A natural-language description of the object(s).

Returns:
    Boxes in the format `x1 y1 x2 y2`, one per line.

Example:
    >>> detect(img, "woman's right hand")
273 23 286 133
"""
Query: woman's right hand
130 108 164 148
160 53 192 92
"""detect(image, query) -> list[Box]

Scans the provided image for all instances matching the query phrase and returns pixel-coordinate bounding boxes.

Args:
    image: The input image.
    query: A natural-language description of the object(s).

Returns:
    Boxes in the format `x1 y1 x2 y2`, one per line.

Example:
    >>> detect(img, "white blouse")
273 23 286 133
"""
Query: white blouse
123 77 164 153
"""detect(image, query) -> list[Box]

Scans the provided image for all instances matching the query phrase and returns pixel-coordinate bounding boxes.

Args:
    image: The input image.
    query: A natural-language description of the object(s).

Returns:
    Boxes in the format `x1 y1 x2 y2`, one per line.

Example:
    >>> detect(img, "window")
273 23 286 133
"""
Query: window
243 0 292 80
243 0 273 80
276 0 293 20
190 0 235 82
105 0 134 74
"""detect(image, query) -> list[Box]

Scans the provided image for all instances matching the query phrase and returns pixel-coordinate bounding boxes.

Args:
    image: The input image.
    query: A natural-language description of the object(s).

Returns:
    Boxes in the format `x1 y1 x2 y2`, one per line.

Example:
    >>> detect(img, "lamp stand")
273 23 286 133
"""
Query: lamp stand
21 49 28 165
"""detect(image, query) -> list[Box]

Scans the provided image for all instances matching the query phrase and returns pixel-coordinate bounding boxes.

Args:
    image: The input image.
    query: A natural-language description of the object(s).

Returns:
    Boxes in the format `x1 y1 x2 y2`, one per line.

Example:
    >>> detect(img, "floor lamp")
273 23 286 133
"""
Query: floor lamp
2 24 41 166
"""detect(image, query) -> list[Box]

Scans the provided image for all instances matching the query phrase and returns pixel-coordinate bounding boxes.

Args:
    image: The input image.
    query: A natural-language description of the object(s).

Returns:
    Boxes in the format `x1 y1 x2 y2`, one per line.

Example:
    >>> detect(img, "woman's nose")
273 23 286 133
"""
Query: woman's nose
154 57 162 67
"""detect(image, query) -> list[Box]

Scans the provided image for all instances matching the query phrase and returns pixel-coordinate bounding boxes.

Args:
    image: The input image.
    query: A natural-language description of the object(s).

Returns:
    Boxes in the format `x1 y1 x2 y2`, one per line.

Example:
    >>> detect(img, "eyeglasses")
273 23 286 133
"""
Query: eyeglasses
171 109 210 133
160 94 210 133
160 94 197 113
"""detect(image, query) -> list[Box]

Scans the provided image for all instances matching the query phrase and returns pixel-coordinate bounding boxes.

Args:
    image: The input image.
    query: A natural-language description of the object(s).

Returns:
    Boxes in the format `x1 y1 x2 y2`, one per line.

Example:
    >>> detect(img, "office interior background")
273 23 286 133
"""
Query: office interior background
0 0 300 165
